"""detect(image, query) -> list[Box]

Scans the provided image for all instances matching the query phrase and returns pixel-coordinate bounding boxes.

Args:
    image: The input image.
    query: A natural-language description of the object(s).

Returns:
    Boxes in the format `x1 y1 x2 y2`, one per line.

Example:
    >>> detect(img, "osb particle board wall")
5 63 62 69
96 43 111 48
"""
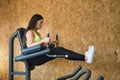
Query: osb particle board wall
0 0 120 80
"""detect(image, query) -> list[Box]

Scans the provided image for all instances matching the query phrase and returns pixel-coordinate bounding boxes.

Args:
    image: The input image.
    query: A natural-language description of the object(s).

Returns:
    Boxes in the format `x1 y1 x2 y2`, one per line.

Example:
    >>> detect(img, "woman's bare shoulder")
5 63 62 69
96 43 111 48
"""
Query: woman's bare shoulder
26 30 34 37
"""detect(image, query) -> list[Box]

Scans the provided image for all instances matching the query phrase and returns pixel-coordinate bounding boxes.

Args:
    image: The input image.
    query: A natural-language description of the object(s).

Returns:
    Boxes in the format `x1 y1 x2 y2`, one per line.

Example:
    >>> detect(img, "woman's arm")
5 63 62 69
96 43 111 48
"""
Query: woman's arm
26 30 49 47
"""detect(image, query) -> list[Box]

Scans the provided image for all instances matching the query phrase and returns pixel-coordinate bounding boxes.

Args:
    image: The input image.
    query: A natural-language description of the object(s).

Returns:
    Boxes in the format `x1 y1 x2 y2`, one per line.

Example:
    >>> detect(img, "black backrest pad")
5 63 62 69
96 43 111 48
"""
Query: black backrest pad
17 28 26 49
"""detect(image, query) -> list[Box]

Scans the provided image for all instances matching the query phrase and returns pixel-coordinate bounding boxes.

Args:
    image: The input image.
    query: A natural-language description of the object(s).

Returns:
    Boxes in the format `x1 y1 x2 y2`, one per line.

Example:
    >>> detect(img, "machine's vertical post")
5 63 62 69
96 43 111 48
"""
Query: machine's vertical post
25 70 30 80
25 61 31 80
9 32 18 80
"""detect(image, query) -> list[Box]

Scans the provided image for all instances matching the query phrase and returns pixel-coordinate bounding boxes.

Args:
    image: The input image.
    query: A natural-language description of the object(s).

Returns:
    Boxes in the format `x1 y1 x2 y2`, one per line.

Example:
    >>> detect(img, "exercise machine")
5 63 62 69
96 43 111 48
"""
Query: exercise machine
9 28 104 80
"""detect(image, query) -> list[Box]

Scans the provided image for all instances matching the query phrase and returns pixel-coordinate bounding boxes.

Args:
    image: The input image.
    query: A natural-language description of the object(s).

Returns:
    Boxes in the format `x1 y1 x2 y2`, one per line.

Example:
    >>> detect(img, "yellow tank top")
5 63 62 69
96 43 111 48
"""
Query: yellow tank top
26 30 41 47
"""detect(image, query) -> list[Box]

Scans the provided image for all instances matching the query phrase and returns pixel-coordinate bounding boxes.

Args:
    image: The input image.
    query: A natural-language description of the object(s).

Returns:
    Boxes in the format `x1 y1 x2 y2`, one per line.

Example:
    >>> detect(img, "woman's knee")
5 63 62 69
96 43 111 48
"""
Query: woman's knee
55 47 66 51
50 47 66 55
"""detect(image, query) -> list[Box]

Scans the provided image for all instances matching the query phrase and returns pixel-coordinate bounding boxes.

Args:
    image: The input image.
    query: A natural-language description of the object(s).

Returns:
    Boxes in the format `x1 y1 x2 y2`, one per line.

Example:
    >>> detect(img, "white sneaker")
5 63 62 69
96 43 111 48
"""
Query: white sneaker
85 45 92 56
85 46 94 64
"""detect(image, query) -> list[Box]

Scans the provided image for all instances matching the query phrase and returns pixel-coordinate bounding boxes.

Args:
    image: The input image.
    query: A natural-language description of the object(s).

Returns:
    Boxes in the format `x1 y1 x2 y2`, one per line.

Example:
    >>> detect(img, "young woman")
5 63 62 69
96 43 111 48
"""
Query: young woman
24 14 94 66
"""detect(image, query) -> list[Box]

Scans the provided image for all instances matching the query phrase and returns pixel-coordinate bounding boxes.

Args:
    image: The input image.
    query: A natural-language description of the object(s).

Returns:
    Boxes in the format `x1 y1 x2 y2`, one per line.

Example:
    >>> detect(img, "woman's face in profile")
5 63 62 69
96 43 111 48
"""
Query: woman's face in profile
36 19 44 30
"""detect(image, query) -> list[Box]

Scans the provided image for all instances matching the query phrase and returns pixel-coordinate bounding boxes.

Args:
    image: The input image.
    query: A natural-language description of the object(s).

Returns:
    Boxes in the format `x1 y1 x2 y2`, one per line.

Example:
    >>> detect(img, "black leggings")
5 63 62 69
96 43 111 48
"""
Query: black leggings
29 47 85 66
